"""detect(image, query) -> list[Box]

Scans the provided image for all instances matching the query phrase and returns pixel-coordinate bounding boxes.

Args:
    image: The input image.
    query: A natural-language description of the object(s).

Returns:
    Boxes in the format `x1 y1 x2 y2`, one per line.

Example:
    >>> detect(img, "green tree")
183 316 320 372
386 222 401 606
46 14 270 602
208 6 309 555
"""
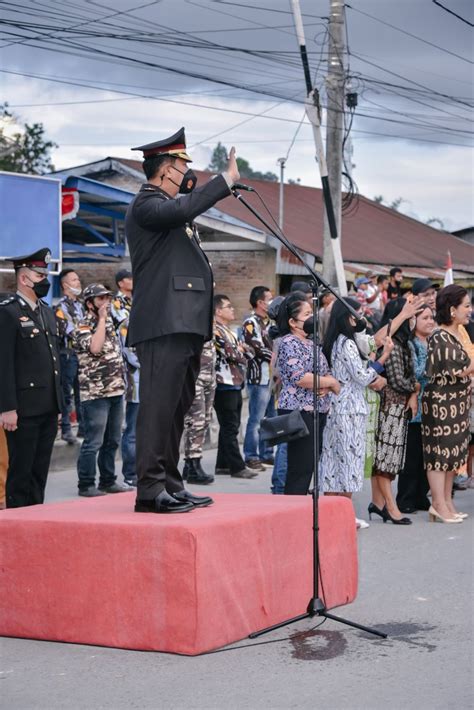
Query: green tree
207 142 278 181
207 141 228 172
0 103 57 174
426 217 444 230
374 194 444 228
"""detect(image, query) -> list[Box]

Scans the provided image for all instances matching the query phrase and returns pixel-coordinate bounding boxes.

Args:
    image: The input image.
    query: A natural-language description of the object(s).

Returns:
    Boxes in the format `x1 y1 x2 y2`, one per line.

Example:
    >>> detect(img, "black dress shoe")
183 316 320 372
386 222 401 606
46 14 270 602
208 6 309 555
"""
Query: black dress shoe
173 489 214 508
135 490 195 514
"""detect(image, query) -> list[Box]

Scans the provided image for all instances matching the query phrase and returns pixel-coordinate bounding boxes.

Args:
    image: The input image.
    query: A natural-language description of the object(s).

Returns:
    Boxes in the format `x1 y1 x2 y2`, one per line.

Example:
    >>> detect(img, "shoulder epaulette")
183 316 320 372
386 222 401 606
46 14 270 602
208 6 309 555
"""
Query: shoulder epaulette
0 294 16 306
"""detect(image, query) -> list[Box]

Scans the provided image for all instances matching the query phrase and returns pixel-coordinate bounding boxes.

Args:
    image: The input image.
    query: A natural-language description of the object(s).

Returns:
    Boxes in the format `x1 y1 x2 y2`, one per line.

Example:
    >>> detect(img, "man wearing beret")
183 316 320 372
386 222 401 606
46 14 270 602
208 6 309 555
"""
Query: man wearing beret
125 127 239 513
0 248 62 508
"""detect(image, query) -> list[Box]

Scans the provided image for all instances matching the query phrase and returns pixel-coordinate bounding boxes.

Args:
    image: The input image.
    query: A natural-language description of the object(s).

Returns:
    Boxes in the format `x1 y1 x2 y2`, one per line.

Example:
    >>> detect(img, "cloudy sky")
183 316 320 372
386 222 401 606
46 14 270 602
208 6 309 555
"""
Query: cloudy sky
1 0 473 230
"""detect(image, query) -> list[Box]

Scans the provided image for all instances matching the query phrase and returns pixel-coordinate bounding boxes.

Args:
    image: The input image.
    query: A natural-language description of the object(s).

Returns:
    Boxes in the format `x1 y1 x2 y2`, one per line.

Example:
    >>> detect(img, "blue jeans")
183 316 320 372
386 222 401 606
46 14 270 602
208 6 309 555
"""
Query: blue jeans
243 384 273 462
121 401 139 482
271 442 288 495
77 396 123 491
60 351 83 435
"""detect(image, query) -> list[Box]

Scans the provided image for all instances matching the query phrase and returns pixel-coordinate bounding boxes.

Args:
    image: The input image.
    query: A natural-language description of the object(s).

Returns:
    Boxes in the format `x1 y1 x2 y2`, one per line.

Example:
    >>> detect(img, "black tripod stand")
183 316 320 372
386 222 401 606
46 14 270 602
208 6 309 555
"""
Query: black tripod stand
231 186 387 641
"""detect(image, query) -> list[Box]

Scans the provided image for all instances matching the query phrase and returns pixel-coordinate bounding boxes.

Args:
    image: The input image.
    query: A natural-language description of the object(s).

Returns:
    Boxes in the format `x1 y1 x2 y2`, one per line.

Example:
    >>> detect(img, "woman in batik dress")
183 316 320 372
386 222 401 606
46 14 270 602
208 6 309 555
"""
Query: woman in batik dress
422 285 473 523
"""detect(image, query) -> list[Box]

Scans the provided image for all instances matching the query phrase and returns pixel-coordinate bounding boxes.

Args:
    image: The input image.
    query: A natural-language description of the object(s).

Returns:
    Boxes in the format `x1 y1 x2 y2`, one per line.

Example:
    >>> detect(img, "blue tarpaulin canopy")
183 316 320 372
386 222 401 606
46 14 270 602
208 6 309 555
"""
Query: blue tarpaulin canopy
61 175 133 262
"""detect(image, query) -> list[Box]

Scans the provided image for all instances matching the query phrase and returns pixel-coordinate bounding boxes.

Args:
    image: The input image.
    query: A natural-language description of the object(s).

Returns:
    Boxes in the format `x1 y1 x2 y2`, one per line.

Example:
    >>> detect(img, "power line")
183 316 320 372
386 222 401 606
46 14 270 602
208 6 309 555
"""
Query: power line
189 94 300 149
57 130 472 149
350 52 473 109
345 3 473 65
3 65 472 139
0 0 163 49
432 0 474 27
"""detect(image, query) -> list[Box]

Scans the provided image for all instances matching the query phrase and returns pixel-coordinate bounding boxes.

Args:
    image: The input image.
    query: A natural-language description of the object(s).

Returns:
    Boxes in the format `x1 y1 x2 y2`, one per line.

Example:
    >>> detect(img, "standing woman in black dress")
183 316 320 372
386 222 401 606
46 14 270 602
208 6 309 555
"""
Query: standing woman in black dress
422 285 473 523
371 298 419 525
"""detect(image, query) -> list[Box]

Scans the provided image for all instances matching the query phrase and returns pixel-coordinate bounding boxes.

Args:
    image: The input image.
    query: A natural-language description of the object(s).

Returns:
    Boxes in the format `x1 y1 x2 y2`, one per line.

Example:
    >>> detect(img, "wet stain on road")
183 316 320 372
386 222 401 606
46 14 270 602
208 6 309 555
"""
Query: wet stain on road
289 629 348 661
357 621 438 652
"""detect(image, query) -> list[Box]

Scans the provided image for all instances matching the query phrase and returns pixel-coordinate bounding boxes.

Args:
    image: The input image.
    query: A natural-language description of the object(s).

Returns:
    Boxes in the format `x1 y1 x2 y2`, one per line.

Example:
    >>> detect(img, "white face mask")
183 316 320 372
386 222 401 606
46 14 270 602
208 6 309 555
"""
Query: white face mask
68 286 82 296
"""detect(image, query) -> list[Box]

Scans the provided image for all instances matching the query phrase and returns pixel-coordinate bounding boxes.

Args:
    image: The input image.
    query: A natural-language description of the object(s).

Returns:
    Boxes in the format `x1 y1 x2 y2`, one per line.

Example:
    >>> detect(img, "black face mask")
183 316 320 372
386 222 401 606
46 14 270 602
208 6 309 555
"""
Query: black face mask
29 277 51 299
169 165 197 194
303 316 314 336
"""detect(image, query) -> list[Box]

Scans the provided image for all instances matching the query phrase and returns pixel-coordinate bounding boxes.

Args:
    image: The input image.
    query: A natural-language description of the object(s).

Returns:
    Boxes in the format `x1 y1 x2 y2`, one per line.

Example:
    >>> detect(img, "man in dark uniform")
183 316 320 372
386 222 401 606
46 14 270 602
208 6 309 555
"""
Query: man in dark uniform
0 248 62 508
125 127 239 513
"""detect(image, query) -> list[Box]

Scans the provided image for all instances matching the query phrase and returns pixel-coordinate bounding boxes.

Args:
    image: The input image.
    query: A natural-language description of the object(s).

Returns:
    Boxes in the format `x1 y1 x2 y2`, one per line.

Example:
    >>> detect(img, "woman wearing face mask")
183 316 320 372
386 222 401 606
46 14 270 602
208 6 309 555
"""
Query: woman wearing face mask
421 285 473 523
396 305 435 514
320 299 390 525
276 294 341 495
371 298 419 525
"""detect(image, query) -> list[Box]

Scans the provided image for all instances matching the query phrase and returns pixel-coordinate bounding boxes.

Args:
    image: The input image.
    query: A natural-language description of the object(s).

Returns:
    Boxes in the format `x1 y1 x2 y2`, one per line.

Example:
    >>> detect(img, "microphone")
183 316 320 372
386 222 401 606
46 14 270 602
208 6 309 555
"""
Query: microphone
232 182 255 192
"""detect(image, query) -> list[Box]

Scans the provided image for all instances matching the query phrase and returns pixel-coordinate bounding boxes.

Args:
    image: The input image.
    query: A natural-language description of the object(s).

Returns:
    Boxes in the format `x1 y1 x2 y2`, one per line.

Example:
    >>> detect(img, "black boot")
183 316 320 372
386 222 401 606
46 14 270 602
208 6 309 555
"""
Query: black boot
184 458 214 485
182 459 191 481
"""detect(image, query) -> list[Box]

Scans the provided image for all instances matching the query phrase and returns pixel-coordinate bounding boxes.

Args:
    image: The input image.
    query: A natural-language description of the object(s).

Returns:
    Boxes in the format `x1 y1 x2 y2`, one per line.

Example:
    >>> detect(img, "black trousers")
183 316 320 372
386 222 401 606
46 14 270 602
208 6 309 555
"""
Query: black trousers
279 409 327 496
135 333 204 499
5 412 58 508
396 423 430 511
213 388 245 473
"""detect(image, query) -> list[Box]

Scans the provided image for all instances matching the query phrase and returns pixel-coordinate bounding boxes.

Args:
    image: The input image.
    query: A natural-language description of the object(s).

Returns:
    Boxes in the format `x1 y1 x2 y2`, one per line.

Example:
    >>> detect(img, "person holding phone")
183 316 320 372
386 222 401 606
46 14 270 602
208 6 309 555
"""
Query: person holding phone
320 299 389 527
370 298 419 525
396 305 435 513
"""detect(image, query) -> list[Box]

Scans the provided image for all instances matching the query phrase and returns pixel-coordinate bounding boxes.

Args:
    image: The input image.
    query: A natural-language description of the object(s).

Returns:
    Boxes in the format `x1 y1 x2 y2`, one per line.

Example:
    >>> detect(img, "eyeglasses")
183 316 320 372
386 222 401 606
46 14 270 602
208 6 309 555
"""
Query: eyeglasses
220 304 234 310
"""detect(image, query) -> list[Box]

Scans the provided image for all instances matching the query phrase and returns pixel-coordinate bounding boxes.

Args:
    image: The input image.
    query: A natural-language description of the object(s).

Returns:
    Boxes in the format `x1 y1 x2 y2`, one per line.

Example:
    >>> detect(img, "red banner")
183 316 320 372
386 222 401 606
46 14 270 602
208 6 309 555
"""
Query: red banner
61 188 79 221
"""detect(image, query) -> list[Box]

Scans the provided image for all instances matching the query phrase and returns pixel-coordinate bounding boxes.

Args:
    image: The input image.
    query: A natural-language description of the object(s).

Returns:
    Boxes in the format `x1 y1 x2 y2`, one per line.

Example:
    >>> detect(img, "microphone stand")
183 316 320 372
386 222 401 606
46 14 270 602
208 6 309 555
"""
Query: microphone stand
231 187 387 641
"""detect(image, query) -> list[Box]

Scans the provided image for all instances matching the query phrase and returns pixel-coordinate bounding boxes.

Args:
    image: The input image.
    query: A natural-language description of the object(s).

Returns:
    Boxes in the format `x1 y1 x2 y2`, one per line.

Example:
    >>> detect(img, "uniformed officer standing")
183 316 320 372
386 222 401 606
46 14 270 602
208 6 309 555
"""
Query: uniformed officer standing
125 127 240 513
182 339 216 485
0 249 62 508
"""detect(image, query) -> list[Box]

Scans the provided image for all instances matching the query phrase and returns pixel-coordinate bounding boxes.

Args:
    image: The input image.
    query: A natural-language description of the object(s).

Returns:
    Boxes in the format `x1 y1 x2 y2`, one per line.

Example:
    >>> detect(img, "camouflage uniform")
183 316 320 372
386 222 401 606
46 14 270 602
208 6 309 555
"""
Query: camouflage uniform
55 295 85 436
72 312 126 493
183 340 216 458
72 313 125 401
110 291 132 330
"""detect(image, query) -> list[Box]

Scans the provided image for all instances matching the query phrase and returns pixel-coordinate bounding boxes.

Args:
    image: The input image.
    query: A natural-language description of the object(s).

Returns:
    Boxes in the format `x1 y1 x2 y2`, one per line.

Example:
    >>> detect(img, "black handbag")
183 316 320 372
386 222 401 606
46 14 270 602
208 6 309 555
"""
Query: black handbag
259 410 309 447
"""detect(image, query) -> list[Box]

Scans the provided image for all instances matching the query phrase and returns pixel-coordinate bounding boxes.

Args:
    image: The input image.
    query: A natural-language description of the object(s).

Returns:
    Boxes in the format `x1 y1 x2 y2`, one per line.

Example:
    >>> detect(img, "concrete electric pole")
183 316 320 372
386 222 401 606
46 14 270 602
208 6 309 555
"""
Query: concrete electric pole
290 0 347 294
323 0 346 287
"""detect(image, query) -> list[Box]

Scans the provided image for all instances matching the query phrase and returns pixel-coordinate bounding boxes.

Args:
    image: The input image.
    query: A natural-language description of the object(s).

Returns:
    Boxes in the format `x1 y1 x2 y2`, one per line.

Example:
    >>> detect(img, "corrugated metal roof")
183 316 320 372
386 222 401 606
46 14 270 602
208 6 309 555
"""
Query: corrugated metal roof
79 158 474 275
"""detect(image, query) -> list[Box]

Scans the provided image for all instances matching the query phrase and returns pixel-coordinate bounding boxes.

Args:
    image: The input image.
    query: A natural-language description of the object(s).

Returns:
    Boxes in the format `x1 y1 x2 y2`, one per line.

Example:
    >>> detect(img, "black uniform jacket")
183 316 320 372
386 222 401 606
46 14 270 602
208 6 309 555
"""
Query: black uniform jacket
125 175 231 346
0 294 62 417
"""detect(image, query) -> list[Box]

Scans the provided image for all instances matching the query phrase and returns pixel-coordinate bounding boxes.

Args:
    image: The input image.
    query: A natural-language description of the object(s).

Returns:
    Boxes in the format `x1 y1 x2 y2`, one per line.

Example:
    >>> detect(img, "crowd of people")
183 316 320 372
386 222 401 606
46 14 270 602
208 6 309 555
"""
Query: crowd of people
0 252 472 527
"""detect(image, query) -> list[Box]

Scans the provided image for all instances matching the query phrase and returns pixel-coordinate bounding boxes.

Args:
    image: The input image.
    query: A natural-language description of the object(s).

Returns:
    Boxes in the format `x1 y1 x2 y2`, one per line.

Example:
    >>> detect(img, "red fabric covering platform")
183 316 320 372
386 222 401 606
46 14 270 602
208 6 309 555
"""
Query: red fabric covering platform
0 493 357 655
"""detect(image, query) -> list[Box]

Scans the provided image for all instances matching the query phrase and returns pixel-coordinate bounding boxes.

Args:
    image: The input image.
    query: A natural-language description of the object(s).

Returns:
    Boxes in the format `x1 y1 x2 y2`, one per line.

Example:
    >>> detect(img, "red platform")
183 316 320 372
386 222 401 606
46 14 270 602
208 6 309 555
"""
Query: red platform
0 493 357 655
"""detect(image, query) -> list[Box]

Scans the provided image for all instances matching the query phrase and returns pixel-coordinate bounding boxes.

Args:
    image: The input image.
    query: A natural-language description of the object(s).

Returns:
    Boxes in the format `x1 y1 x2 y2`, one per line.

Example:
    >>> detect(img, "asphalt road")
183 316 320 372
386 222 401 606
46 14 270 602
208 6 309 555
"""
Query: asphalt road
2 448 473 710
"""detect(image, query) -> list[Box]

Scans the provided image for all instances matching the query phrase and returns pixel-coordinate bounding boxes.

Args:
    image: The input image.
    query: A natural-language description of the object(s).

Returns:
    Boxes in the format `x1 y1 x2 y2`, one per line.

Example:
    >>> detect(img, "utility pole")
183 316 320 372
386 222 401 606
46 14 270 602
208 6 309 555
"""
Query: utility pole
290 0 347 294
323 0 346 286
277 157 286 229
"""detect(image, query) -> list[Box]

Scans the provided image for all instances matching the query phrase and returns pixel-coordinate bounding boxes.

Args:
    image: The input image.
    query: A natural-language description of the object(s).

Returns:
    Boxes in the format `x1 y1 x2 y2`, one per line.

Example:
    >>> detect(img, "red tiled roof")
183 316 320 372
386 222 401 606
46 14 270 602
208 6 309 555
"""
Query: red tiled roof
117 159 473 273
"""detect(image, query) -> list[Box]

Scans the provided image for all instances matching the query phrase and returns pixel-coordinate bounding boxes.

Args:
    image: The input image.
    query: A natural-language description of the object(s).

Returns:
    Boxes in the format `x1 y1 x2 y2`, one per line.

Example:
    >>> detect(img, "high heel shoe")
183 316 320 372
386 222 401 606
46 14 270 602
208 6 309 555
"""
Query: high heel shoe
382 506 412 525
453 512 468 519
428 505 462 524
368 502 387 521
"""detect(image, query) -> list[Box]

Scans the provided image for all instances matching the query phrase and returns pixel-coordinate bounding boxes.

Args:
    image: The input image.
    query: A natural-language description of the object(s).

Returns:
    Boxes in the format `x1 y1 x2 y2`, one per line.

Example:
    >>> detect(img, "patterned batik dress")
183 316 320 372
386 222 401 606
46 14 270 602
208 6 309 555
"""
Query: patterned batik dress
320 336 377 493
421 329 471 473
373 340 417 477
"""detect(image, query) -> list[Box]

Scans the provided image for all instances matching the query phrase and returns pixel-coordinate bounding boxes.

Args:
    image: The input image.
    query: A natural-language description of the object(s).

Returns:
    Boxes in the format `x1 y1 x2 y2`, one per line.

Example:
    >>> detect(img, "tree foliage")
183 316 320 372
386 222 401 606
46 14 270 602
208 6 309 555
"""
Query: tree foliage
0 103 57 175
207 142 278 181
373 194 444 229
